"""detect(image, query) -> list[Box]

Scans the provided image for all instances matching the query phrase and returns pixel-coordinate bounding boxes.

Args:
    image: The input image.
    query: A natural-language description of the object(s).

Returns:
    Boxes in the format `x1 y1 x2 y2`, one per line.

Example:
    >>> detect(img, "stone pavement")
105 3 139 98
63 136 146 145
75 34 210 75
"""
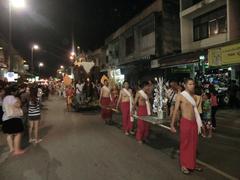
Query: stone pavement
0 96 236 180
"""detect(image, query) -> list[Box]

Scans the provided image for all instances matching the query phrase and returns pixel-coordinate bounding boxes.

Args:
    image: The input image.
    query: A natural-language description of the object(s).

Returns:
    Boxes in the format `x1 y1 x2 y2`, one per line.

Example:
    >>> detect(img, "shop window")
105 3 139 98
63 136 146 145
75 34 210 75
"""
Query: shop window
141 23 154 37
209 19 218 36
193 6 227 41
218 16 227 33
106 56 109 64
125 35 134 56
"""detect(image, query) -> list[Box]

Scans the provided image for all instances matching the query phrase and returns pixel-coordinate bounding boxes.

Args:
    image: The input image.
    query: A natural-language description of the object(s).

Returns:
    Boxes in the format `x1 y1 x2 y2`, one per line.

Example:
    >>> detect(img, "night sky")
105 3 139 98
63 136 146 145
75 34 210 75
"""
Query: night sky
0 0 155 76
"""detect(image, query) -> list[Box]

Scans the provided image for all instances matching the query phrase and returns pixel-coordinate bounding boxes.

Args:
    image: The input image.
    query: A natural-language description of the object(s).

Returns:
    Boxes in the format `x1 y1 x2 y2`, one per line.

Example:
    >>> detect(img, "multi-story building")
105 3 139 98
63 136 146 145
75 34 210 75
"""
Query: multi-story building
105 0 180 83
0 36 29 79
181 0 240 52
180 0 240 83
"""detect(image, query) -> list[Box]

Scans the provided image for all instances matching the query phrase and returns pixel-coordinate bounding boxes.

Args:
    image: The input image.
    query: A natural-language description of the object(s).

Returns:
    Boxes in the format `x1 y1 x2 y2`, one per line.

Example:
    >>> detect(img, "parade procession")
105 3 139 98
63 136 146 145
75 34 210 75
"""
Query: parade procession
0 0 240 179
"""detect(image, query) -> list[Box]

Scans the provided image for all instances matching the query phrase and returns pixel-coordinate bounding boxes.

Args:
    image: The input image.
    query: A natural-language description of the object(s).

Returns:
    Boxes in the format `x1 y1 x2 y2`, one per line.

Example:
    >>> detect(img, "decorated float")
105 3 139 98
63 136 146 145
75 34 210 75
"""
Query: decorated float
71 52 100 111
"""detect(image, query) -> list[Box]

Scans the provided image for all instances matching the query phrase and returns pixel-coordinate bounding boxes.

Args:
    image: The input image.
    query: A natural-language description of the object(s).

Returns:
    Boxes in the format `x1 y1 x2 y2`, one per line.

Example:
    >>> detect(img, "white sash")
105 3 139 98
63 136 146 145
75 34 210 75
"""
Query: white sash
122 88 134 122
138 90 151 116
181 91 202 134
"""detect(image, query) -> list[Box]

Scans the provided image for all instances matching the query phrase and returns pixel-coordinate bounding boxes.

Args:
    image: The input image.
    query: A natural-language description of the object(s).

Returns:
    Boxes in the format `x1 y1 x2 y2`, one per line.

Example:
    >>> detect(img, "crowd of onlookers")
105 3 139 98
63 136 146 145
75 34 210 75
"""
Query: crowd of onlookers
0 80 50 156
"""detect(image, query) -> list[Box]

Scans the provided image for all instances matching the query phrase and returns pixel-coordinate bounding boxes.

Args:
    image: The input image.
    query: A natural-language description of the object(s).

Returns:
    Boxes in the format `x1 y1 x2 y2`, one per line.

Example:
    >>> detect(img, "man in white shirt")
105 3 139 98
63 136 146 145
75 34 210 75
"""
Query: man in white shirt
76 80 84 104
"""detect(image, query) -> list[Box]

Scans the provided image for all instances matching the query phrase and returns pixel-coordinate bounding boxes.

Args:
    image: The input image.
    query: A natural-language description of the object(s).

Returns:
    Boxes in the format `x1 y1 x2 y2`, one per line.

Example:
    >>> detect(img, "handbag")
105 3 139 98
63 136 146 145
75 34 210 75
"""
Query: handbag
5 104 23 118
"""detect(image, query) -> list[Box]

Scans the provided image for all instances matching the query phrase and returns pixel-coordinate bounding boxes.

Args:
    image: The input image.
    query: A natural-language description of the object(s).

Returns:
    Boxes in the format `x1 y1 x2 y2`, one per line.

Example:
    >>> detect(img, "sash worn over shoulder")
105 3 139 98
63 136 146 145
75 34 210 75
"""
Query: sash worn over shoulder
122 88 134 122
181 91 202 134
138 90 151 116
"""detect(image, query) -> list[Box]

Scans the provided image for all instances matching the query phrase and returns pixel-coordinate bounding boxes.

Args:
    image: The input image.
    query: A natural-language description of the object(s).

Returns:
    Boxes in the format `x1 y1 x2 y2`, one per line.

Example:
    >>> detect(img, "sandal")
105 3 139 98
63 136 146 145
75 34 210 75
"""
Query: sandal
35 139 43 144
29 139 35 143
125 132 130 136
129 131 135 135
194 166 203 172
181 167 190 175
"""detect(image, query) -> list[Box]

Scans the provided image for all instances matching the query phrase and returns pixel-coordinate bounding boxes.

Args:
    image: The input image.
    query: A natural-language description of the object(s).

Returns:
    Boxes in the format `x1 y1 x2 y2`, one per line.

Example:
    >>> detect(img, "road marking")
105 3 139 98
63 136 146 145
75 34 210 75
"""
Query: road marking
196 159 239 180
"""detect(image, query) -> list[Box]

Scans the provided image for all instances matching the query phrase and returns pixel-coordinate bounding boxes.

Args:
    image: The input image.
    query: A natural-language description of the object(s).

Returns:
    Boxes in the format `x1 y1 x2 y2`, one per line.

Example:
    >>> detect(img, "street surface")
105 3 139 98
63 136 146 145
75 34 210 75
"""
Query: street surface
0 96 239 180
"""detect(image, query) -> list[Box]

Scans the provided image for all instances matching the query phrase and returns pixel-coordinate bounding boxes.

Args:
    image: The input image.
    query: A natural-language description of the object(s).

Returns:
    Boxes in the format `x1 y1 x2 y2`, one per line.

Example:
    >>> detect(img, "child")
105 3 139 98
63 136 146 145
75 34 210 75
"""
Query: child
202 93 213 138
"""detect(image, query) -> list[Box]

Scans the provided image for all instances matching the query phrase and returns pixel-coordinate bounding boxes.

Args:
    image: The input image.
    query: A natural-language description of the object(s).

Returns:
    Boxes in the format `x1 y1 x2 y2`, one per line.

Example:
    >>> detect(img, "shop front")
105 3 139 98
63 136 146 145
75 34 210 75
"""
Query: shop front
151 51 205 82
208 41 240 85
202 41 240 106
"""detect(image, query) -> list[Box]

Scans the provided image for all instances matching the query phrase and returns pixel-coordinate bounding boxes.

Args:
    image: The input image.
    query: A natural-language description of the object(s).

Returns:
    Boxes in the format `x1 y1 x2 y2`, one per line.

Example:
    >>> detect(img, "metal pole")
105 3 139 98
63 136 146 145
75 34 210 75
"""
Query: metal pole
31 47 34 73
8 2 12 71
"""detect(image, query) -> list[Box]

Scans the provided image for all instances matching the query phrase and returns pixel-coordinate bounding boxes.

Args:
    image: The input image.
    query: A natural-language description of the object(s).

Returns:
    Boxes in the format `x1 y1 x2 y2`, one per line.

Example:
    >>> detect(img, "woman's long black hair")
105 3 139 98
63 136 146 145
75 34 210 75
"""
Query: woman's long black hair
30 87 38 104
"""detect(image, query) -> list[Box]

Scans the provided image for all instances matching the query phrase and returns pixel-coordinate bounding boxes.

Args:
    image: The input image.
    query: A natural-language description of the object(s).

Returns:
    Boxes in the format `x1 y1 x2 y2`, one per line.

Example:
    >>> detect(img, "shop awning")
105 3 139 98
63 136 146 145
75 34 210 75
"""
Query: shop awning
0 62 7 68
151 51 206 69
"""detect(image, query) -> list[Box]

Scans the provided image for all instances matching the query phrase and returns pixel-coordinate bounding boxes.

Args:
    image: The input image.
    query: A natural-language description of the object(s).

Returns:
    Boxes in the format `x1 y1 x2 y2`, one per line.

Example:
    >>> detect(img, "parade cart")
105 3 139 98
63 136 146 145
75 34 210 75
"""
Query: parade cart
111 108 171 131
71 52 100 112
111 76 171 130
132 115 171 131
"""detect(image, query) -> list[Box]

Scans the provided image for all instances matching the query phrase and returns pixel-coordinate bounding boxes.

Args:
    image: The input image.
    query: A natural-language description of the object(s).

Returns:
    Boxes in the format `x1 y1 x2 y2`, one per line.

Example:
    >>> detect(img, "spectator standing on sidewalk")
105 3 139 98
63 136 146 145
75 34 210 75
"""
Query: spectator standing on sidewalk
202 93 213 138
17 84 30 127
28 87 42 144
210 89 218 129
229 80 239 108
0 87 5 125
2 86 25 156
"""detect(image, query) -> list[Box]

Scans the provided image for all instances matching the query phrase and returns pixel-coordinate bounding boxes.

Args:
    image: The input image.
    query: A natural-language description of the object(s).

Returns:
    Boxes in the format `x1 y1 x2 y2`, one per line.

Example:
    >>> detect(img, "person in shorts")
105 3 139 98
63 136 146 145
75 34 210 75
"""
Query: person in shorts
2 86 25 155
28 87 42 144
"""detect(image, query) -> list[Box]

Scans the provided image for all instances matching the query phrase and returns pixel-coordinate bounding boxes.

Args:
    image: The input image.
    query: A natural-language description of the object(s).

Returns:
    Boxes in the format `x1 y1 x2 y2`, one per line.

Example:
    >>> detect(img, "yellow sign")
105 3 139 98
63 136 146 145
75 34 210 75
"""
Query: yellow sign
208 43 240 66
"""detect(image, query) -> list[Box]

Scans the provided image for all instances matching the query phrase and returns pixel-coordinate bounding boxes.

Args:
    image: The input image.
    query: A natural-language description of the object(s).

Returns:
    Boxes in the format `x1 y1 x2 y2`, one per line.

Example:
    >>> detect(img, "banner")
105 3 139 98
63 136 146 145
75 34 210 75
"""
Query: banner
208 43 240 66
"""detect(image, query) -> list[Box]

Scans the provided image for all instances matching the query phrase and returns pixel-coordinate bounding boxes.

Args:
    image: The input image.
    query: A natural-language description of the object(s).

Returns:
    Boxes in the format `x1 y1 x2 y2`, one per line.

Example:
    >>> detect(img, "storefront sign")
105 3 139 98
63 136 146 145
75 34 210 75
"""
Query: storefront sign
208 43 240 66
151 60 159 68
4 72 19 82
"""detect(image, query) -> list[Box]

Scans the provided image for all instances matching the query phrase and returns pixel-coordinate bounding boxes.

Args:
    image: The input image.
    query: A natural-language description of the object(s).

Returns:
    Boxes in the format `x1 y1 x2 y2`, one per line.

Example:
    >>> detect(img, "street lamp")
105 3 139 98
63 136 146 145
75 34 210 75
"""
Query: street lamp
39 62 44 67
31 44 39 73
70 51 76 56
38 62 44 77
10 0 26 8
60 65 64 69
69 56 74 60
8 0 26 71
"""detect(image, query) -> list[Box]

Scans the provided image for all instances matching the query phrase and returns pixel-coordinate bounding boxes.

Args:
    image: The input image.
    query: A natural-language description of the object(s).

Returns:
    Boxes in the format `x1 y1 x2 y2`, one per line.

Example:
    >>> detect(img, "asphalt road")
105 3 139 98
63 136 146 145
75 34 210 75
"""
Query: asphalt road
0 96 238 180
